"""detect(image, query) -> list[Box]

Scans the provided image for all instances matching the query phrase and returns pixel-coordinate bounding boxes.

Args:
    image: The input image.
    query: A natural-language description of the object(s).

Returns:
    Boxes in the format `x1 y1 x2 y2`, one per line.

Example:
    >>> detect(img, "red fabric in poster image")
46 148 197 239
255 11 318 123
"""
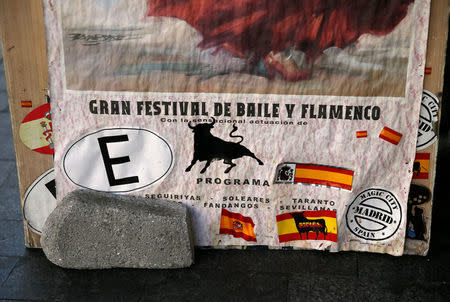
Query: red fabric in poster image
147 0 414 81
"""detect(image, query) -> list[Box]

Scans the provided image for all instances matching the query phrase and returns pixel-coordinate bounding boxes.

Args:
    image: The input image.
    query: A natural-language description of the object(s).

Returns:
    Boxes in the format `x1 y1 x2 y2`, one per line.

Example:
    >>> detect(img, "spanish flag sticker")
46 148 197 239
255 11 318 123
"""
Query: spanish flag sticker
276 211 337 243
219 209 256 242
413 153 430 179
275 163 354 191
356 130 368 138
21 100 32 108
379 126 402 145
294 164 354 190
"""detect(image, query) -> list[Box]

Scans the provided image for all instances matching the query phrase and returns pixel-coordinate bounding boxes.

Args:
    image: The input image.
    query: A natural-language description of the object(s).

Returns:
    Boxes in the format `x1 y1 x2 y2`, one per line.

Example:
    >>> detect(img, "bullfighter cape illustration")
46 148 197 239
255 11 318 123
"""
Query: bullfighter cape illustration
147 0 414 81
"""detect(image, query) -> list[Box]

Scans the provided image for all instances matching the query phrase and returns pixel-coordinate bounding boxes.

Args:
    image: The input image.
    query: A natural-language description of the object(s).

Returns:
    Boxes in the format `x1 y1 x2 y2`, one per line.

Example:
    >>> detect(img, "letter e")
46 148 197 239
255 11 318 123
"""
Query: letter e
97 135 139 186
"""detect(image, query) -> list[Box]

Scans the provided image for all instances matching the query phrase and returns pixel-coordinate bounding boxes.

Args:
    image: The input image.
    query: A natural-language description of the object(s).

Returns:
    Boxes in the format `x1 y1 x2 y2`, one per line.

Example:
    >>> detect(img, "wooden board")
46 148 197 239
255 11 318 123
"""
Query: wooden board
0 0 53 248
404 0 449 255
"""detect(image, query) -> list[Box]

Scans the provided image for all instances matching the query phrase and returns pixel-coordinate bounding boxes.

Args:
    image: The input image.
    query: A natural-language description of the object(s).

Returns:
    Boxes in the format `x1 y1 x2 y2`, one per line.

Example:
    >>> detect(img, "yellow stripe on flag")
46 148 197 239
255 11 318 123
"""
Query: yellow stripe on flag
416 159 429 171
295 168 353 185
380 129 401 142
277 218 298 235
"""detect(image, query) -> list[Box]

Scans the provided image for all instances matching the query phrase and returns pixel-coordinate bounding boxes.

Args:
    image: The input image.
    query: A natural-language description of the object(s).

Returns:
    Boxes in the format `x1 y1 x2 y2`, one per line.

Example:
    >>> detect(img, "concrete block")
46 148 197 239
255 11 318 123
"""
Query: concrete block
41 190 194 269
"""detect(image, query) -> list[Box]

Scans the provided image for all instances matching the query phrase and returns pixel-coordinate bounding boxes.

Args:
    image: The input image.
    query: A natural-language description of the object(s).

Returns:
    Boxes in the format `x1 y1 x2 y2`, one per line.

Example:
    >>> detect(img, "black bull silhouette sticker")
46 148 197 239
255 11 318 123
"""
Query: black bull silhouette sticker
185 117 263 173
290 212 328 240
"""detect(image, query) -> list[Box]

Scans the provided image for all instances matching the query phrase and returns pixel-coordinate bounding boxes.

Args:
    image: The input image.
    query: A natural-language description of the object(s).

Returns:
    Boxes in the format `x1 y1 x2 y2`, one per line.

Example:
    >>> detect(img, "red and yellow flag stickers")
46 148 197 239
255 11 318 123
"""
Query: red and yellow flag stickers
275 163 354 191
219 209 256 242
19 103 54 155
276 211 337 243
379 126 402 145
413 153 430 179
21 100 32 108
356 130 368 138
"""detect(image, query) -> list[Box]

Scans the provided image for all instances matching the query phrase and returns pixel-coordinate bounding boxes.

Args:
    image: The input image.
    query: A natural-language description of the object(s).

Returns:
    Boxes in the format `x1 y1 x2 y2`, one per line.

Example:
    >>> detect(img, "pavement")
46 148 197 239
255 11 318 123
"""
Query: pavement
0 41 450 301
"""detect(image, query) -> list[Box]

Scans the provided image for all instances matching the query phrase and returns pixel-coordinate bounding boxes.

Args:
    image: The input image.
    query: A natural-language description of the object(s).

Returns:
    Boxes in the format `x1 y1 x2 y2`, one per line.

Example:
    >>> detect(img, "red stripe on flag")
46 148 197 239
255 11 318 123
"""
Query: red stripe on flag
295 164 354 176
276 213 294 222
32 145 54 155
221 209 255 226
278 232 337 243
293 177 352 190
415 153 430 160
413 173 428 179
219 228 257 242
301 210 336 218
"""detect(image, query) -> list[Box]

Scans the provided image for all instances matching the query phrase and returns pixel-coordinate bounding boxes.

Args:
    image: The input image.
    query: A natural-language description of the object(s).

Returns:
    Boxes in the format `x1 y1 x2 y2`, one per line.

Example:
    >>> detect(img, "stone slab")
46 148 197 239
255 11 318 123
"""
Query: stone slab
41 190 194 269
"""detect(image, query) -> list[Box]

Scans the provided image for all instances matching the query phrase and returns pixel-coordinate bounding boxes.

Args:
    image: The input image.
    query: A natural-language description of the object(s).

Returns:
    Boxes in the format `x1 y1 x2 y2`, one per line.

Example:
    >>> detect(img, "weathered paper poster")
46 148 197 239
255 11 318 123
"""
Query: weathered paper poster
43 0 430 255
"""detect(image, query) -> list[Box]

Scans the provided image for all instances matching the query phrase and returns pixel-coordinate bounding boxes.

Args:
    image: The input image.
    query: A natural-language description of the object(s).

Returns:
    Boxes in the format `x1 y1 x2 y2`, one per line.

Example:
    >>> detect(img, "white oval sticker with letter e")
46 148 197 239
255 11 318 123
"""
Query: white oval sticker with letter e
63 128 174 192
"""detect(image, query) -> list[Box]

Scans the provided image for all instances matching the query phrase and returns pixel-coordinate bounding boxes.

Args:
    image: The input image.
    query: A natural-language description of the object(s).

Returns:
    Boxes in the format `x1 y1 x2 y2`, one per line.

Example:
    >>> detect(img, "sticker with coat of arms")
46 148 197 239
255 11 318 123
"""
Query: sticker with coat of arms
275 163 296 183
19 103 54 155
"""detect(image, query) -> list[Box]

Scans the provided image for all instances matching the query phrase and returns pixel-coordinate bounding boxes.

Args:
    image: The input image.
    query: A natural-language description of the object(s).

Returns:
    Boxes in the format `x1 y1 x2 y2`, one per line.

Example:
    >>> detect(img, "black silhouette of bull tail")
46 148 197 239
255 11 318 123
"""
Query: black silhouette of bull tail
246 149 264 166
229 124 244 143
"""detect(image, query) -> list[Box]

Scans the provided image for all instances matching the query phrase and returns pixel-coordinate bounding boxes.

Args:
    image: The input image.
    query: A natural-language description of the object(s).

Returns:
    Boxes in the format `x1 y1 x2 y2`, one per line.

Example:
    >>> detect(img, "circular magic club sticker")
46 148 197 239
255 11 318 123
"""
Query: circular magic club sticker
346 188 402 241
19 103 54 155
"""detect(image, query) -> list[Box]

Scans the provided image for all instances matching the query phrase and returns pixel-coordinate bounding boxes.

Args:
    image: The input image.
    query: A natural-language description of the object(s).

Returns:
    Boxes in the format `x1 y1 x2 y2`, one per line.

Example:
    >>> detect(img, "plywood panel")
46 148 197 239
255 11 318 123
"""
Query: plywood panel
0 0 53 247
404 0 449 255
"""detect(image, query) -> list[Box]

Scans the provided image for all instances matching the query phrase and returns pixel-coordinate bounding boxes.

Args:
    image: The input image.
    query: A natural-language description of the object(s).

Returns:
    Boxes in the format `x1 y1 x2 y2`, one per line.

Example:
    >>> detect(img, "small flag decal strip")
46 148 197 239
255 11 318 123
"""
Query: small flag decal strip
294 164 354 191
219 209 256 242
425 67 432 74
379 126 403 145
356 131 367 138
276 211 337 243
21 100 32 108
413 153 430 179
